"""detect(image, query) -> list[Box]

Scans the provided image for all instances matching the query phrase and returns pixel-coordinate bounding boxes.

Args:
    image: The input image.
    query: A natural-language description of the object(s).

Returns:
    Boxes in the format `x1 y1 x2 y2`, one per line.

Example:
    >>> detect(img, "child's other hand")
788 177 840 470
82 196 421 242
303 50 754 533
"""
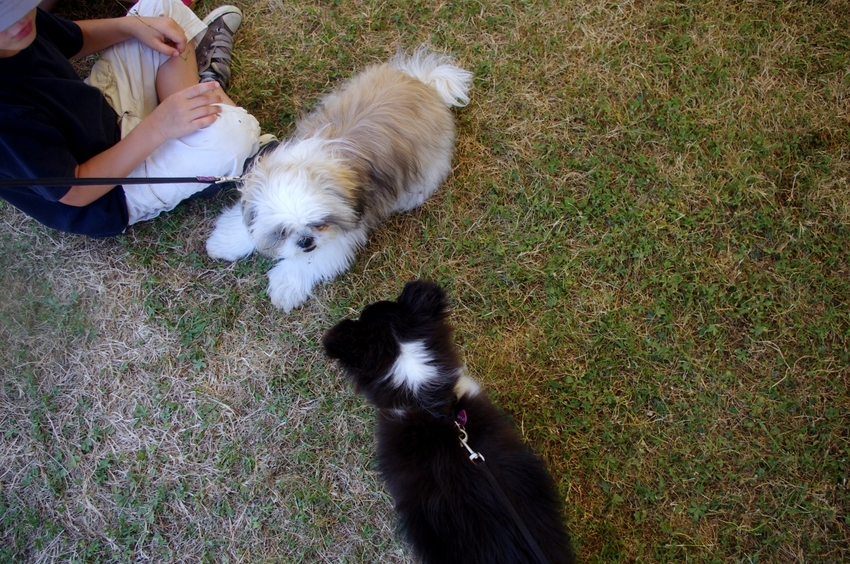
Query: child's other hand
146 82 224 142
132 16 187 57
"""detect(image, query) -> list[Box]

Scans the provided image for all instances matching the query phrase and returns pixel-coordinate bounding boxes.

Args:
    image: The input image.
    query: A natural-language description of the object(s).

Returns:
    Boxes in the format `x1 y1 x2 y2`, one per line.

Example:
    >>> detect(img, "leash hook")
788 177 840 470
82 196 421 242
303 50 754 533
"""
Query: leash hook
455 422 485 463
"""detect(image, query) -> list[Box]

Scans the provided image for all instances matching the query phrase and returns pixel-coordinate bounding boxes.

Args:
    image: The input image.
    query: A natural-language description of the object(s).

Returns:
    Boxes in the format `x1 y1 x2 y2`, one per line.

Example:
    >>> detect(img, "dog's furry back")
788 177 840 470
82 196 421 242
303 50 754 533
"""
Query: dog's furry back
289 49 471 227
323 281 575 564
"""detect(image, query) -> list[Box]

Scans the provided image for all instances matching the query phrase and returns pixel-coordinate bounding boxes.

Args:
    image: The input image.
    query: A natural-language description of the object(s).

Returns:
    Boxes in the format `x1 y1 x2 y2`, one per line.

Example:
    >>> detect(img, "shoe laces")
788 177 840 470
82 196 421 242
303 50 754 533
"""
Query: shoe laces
198 21 235 67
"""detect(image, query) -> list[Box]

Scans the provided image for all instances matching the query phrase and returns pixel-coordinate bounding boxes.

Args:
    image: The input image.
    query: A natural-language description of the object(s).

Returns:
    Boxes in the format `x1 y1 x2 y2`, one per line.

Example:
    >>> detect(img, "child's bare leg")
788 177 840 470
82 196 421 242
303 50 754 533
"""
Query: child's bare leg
156 46 236 106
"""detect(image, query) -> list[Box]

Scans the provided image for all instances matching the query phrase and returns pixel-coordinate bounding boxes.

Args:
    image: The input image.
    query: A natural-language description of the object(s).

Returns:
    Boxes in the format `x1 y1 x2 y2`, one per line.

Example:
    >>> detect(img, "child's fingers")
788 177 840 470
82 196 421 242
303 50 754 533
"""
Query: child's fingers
192 113 220 130
161 27 187 53
183 91 226 112
192 103 223 119
176 105 220 135
157 37 181 58
135 17 186 56
148 17 187 51
180 101 223 124
182 81 221 100
189 91 227 110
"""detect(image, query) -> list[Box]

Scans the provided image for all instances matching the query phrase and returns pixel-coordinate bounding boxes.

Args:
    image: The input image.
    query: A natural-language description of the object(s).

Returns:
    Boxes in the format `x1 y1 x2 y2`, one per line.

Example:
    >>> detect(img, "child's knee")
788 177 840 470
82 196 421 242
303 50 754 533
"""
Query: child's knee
167 105 260 177
201 105 262 163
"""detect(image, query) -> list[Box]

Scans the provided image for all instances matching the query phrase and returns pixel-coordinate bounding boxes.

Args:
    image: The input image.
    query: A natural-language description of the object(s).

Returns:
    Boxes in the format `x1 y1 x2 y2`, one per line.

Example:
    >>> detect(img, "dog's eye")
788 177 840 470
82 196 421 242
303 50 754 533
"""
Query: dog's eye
275 227 287 239
313 224 329 232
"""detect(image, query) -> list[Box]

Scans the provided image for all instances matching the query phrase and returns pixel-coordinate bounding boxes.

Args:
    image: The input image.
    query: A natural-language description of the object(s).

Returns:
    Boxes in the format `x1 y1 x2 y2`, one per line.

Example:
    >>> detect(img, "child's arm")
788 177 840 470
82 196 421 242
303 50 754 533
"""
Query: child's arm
74 16 186 59
59 81 224 207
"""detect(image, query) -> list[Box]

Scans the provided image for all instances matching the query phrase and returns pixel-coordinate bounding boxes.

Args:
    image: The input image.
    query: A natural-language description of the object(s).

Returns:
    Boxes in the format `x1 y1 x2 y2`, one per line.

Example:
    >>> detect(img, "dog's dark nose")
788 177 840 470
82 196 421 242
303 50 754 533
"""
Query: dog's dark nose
297 236 315 251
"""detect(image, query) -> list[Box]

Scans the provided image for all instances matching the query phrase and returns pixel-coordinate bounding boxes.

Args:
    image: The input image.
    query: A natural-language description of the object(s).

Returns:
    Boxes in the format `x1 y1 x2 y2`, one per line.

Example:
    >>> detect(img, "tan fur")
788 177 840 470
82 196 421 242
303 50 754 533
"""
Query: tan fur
294 64 457 226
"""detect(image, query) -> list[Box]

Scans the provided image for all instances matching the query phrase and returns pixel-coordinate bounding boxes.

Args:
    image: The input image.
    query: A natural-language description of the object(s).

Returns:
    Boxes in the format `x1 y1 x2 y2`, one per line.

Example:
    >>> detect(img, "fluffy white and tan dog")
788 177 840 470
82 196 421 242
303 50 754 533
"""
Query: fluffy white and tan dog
205 48 472 312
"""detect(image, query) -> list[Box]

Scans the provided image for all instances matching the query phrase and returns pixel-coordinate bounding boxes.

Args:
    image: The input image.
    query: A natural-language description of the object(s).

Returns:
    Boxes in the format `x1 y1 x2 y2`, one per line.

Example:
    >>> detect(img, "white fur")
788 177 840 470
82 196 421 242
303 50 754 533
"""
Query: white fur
206 204 255 261
388 341 438 393
390 47 473 107
453 372 481 398
264 229 367 312
207 141 376 312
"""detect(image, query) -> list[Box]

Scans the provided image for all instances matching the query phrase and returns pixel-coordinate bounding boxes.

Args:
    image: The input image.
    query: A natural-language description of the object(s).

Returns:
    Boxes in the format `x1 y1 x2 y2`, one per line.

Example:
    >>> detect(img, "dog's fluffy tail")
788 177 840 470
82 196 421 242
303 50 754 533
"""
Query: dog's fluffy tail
391 46 473 108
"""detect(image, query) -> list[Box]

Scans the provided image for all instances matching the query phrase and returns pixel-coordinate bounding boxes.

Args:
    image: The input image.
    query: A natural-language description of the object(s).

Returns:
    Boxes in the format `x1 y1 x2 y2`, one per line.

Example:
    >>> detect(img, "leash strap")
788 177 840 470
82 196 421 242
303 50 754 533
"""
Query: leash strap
0 176 241 188
476 458 552 564
456 417 551 564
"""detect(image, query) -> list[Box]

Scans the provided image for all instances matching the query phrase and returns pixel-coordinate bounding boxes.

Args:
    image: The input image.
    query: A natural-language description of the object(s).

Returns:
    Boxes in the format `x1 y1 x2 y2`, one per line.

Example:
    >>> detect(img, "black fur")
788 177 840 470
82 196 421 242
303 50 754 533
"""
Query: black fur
323 280 576 564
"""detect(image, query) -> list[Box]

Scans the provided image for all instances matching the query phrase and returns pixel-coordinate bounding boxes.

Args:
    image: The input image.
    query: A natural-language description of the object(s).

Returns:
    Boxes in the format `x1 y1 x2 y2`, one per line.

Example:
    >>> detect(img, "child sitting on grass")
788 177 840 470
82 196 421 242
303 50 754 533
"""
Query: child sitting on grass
0 0 269 237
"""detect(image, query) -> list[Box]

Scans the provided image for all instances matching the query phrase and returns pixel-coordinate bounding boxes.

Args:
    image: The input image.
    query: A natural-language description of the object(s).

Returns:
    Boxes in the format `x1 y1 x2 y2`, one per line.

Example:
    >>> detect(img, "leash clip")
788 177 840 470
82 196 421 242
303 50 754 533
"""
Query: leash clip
455 422 485 463
194 175 243 184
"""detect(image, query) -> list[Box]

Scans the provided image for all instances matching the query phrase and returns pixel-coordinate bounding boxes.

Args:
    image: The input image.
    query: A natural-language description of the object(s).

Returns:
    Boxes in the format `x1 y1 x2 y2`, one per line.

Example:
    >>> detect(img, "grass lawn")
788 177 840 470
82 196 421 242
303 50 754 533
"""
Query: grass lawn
1 0 848 561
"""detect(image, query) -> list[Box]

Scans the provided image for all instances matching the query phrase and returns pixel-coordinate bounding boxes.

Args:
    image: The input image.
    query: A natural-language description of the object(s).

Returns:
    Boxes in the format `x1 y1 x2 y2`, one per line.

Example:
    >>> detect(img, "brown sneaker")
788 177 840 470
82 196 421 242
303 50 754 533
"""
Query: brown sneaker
196 6 242 91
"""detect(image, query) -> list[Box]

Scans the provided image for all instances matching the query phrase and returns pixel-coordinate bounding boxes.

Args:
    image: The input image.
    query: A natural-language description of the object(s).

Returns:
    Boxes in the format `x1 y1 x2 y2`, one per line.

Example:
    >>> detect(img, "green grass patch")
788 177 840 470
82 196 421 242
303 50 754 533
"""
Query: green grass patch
1 0 848 562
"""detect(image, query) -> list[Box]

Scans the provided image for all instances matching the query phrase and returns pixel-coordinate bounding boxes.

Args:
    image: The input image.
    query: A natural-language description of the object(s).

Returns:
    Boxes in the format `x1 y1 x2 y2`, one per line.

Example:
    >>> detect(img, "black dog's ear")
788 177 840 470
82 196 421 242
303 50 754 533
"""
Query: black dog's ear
323 316 400 391
322 319 363 365
398 280 447 318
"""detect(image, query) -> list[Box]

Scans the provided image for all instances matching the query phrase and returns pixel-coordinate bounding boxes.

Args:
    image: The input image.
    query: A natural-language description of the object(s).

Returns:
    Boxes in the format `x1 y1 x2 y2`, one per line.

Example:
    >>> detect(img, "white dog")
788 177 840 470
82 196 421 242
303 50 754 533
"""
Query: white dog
206 47 472 312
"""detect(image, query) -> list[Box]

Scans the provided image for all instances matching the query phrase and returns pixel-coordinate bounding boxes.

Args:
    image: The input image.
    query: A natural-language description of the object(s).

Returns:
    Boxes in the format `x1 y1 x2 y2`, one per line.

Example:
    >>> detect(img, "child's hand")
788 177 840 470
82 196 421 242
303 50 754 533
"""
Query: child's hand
131 16 187 58
145 82 225 142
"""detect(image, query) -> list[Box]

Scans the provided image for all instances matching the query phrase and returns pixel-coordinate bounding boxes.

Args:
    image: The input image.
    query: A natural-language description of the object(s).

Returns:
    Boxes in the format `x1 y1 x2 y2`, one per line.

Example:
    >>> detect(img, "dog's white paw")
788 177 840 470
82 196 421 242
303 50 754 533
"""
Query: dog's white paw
206 204 256 261
266 260 319 312
264 233 363 312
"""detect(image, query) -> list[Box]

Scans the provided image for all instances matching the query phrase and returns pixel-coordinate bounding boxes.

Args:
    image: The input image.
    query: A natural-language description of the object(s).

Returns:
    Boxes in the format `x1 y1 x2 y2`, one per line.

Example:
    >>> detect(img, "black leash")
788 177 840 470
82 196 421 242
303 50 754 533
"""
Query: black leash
455 411 552 564
0 176 241 188
0 138 282 189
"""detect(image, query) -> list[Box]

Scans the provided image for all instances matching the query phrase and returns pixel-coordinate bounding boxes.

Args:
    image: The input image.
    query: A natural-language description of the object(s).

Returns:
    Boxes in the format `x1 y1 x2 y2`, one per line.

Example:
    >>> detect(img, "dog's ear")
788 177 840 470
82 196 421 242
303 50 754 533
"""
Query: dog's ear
323 318 394 368
322 319 363 365
398 280 447 318
323 317 400 395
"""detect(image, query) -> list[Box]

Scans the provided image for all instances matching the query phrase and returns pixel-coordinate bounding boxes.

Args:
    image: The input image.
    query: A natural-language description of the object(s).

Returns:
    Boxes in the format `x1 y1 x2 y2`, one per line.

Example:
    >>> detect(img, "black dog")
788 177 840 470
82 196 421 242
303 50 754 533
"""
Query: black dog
323 280 575 564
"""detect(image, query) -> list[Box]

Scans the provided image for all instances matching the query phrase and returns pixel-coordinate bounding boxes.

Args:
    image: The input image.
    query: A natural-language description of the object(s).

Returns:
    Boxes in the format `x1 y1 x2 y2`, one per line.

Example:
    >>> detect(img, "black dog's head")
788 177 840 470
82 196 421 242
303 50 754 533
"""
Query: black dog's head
323 280 461 411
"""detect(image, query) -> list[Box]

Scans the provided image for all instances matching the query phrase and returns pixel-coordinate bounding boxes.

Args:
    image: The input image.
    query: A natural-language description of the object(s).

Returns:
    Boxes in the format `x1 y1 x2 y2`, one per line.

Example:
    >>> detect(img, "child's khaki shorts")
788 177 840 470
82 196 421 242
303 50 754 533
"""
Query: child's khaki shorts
85 0 260 224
